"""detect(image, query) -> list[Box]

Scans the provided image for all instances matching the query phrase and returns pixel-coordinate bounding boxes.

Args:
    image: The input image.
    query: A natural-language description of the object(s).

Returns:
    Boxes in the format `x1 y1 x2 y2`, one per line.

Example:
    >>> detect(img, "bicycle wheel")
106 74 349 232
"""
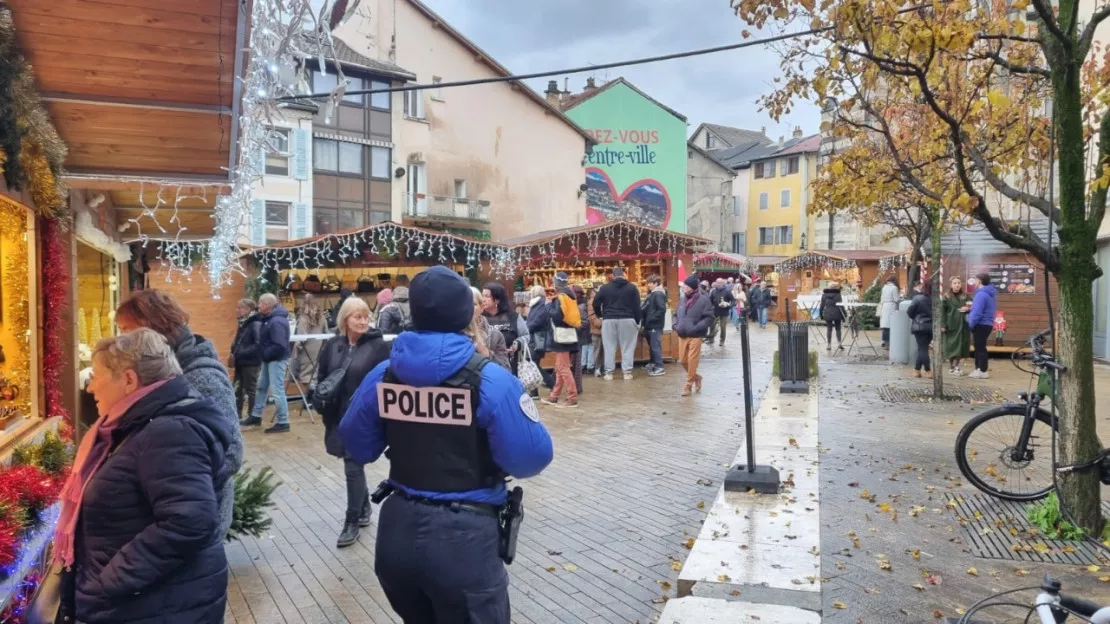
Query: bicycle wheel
955 405 1056 501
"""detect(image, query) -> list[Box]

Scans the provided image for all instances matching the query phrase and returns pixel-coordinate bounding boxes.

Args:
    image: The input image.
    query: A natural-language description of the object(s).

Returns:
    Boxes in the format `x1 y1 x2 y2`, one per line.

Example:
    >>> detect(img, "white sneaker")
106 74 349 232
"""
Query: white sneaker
604 373 614 381
623 372 634 381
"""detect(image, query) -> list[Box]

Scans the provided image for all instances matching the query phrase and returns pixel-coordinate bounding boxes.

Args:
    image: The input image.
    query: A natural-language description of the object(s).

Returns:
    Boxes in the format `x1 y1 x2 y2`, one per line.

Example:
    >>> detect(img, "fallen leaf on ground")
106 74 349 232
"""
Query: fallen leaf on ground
658 580 672 589
833 601 847 610
696 501 705 509
911 549 921 560
562 563 578 572
925 574 942 585
671 561 682 571
696 478 714 486
877 559 892 571
967 567 978 576
683 538 695 549
933 610 944 619
912 583 925 591
717 574 731 582
1089 565 1101 573
545 566 556 573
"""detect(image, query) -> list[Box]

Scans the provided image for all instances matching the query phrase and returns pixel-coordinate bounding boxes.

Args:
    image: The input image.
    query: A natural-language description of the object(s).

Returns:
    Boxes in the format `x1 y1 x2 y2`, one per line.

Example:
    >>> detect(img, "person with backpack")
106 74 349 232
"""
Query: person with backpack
339 266 553 623
377 286 411 335
542 272 582 408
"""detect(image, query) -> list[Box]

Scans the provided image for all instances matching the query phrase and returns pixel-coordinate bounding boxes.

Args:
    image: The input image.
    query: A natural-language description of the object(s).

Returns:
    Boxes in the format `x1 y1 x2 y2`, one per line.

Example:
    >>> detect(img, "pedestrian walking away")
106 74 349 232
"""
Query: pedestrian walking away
593 266 643 380
339 266 554 624
967 272 998 378
641 274 667 376
542 272 582 408
674 275 714 396
941 276 972 375
819 281 845 351
314 297 392 548
247 293 293 433
906 280 934 377
708 278 735 346
378 285 413 335
879 275 900 348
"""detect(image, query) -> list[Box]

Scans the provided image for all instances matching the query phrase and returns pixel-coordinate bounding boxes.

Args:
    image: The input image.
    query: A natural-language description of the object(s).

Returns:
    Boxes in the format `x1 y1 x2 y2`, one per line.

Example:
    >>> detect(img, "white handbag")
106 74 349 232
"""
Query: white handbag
551 323 578 345
516 342 543 391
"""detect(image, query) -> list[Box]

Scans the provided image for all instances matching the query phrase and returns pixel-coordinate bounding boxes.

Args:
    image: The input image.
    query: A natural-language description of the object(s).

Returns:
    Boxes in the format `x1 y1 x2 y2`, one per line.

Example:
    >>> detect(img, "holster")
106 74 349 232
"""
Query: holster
498 486 524 565
370 480 396 505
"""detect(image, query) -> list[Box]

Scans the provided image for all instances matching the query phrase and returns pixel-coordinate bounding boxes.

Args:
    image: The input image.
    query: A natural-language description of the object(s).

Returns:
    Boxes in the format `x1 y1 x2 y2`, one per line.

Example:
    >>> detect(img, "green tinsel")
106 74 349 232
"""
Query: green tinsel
227 466 281 542
37 430 71 475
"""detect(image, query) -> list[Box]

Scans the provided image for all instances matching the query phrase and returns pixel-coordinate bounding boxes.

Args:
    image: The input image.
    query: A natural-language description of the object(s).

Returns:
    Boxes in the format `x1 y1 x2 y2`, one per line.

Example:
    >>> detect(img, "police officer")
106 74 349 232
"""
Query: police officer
339 266 553 623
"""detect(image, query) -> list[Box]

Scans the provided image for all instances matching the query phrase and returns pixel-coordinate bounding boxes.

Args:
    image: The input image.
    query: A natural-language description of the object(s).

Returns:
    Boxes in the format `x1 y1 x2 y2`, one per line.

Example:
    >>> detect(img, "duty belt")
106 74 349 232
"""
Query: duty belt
372 481 500 518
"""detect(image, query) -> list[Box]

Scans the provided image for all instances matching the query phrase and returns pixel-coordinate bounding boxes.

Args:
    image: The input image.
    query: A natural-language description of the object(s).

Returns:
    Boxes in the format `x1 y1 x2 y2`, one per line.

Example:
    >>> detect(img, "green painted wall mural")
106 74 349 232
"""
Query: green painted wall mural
563 81 687 233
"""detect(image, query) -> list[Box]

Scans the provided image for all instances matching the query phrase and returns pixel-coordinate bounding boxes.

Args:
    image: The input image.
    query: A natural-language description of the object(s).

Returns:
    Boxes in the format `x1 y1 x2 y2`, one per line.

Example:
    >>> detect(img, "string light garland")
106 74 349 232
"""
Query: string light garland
878 252 911 274
773 251 859 275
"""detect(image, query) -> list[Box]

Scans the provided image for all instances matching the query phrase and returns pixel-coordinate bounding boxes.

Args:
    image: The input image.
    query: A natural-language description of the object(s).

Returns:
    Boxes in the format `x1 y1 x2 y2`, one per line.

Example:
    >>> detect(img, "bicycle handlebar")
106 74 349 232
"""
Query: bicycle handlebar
1060 593 1107 618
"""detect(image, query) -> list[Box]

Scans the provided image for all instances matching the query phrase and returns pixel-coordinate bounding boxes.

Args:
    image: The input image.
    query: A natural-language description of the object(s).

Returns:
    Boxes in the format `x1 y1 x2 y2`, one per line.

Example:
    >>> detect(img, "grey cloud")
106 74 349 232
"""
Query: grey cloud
418 0 820 137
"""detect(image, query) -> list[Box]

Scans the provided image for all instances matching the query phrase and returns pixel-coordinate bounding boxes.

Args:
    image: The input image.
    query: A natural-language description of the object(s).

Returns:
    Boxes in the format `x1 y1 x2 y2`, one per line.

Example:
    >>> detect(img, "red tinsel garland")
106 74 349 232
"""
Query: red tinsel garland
0 516 19 569
0 465 61 513
39 217 71 441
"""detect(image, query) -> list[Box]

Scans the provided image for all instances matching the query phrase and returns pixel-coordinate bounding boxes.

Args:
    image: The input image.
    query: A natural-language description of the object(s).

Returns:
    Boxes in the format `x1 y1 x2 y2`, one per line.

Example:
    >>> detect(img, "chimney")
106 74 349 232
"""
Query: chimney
584 77 598 92
792 125 803 139
761 126 766 135
545 80 562 107
778 135 784 148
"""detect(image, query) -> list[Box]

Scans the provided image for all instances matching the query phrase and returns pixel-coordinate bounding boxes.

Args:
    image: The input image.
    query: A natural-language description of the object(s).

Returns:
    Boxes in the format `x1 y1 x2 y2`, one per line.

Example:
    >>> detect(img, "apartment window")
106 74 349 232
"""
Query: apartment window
731 232 741 253
431 76 445 101
788 156 800 174
313 138 364 175
455 179 468 199
404 88 425 119
264 127 290 176
781 189 791 208
370 146 391 179
343 76 364 104
369 80 391 110
732 196 740 216
759 227 774 246
264 201 291 243
759 192 769 210
313 70 338 96
756 160 775 179
776 225 794 245
707 134 717 149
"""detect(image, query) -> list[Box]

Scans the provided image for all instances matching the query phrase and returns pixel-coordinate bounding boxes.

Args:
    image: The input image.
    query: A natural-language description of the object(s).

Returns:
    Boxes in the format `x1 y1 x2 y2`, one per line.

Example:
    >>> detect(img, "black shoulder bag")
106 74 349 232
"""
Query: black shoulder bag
312 344 355 416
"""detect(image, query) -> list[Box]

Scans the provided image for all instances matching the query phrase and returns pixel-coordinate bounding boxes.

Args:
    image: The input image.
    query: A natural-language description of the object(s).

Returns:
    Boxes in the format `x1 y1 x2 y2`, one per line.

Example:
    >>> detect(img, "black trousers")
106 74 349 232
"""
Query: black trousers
234 364 260 418
826 320 842 345
344 457 369 525
972 325 992 372
914 332 932 371
376 495 509 624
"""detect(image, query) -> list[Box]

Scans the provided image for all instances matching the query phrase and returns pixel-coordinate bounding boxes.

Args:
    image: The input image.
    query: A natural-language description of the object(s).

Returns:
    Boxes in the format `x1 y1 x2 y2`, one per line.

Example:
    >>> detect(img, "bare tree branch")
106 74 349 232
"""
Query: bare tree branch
1029 0 1072 50
1079 2 1110 56
977 49 1051 77
978 33 1041 44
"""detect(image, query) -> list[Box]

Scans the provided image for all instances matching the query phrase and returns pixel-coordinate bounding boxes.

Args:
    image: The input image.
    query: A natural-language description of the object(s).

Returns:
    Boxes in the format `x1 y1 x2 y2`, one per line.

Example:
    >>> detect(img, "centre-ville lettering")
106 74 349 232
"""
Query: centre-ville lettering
377 383 474 426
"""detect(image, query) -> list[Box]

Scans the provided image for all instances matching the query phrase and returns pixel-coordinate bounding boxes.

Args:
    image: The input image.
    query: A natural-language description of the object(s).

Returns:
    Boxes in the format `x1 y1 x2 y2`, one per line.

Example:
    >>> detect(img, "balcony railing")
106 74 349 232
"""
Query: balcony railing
403 193 490 222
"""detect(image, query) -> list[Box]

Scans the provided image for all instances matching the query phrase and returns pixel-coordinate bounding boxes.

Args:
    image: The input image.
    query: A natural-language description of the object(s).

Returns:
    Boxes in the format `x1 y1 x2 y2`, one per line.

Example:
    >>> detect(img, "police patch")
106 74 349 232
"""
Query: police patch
519 394 541 422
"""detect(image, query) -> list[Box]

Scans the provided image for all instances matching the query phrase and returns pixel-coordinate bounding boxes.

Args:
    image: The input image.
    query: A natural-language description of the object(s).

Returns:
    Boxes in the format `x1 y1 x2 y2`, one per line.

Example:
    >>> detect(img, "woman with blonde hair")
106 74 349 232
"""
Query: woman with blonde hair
469 286 510 369
56 328 233 622
314 296 393 547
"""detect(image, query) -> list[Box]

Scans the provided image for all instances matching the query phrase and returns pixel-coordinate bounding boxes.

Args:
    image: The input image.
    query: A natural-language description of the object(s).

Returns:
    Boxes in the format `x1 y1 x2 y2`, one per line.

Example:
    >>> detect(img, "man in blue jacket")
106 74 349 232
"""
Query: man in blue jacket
340 266 554 623
245 293 292 433
966 273 998 379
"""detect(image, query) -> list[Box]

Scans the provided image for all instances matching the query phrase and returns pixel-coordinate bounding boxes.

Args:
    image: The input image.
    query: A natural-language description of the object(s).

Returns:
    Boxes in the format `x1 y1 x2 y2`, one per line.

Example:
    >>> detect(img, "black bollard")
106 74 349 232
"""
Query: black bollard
723 319 781 494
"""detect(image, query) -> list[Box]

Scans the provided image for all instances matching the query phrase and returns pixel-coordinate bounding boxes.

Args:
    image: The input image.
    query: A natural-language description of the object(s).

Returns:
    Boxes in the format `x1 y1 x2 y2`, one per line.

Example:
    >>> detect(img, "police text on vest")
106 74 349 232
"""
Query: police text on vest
377 383 474 425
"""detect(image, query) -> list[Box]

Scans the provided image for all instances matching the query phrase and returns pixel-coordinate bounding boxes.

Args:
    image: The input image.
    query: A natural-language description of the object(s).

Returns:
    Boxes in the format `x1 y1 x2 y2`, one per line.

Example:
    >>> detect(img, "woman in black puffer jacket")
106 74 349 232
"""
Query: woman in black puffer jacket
818 282 846 352
60 329 233 624
315 296 392 548
905 281 934 377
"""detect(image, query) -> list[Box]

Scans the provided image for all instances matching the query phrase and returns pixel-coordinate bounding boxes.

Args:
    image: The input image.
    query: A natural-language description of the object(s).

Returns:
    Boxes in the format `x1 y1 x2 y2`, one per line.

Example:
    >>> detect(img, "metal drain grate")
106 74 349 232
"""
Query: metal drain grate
947 494 1110 565
878 385 1007 404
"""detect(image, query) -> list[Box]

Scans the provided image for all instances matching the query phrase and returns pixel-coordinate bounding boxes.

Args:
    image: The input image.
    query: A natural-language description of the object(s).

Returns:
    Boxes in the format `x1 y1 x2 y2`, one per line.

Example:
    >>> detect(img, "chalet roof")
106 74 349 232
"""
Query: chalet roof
694 123 769 149
498 221 711 251
939 218 1059 255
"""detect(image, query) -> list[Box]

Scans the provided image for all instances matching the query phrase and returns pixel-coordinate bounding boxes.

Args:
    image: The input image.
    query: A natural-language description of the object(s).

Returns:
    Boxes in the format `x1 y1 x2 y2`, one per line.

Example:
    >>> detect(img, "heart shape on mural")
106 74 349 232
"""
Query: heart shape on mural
584 167 672 229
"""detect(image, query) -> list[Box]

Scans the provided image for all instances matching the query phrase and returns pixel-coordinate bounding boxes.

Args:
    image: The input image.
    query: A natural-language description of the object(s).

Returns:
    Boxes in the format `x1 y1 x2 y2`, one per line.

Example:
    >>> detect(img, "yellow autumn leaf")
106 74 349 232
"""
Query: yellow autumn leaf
911 549 921 560
967 567 978 576
987 89 1010 110
671 561 682 571
1089 565 1101 573
833 601 847 609
1100 576 1110 583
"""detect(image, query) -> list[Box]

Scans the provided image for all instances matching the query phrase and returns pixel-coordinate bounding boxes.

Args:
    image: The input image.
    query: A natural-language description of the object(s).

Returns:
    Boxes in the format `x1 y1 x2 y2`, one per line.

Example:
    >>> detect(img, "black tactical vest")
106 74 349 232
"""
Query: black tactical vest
380 353 504 492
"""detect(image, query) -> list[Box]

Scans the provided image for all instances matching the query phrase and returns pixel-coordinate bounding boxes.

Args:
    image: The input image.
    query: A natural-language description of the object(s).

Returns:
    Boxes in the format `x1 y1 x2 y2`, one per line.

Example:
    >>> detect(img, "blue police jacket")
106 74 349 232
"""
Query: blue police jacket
339 330 554 505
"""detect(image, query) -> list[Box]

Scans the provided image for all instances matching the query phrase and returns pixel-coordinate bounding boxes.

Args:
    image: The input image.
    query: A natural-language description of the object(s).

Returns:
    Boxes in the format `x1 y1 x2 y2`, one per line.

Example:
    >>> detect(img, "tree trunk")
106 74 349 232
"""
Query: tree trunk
1049 48 1103 533
931 225 944 399
1054 268 1102 533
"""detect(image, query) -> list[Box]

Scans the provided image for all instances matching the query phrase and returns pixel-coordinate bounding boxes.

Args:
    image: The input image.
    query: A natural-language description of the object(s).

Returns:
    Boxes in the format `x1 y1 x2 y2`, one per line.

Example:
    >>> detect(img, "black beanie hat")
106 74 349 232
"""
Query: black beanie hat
684 275 700 290
409 266 473 333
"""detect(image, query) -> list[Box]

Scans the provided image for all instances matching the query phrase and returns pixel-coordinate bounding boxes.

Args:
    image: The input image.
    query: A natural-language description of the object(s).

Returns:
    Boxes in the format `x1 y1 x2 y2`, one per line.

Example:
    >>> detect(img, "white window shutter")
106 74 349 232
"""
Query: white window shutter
293 128 310 180
293 202 309 238
251 199 266 246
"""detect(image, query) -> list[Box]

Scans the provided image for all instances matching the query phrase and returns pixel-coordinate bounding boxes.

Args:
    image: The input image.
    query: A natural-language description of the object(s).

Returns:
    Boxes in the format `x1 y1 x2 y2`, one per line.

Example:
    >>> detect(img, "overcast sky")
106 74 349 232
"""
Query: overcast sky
416 0 821 141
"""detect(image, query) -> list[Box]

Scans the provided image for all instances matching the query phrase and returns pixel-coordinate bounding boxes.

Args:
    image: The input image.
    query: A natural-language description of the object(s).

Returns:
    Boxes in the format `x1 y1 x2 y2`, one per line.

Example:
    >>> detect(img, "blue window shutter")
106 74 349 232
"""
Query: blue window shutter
251 199 266 245
293 128 310 180
293 202 309 238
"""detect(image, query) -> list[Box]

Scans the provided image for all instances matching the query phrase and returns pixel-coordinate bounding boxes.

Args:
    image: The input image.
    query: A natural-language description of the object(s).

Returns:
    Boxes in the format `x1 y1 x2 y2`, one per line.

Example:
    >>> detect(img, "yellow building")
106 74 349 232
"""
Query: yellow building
745 132 821 257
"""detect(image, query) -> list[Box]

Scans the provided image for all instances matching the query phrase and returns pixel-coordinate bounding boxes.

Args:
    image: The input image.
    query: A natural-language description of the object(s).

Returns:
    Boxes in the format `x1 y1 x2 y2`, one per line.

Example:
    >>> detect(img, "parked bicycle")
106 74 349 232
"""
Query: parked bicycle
954 329 1066 501
954 574 1110 623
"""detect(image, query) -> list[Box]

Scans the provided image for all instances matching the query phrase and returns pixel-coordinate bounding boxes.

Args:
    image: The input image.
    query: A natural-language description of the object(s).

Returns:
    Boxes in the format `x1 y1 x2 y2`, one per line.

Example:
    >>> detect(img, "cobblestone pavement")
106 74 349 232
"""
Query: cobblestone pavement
224 327 777 624
817 340 1110 623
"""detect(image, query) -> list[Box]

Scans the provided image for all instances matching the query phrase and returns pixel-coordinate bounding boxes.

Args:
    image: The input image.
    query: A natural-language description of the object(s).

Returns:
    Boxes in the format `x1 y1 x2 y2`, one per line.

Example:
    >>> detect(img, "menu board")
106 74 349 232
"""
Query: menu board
967 263 1037 295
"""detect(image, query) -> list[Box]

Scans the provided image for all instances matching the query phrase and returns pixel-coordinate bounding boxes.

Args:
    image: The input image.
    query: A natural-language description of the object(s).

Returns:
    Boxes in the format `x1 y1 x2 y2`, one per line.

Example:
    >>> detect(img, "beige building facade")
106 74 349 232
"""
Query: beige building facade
335 0 594 240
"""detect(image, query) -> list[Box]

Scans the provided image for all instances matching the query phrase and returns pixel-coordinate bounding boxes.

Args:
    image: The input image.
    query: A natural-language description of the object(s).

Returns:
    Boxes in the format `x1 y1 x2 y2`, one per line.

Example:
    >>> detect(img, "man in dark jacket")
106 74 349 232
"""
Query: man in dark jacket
674 275 714 396
246 293 292 433
750 280 773 329
592 267 643 380
707 279 735 347
231 299 263 419
641 274 668 376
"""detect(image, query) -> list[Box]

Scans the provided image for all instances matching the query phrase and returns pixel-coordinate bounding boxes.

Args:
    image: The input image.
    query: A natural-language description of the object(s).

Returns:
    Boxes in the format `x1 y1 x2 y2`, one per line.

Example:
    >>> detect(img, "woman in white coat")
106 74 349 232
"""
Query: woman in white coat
879 276 901 348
